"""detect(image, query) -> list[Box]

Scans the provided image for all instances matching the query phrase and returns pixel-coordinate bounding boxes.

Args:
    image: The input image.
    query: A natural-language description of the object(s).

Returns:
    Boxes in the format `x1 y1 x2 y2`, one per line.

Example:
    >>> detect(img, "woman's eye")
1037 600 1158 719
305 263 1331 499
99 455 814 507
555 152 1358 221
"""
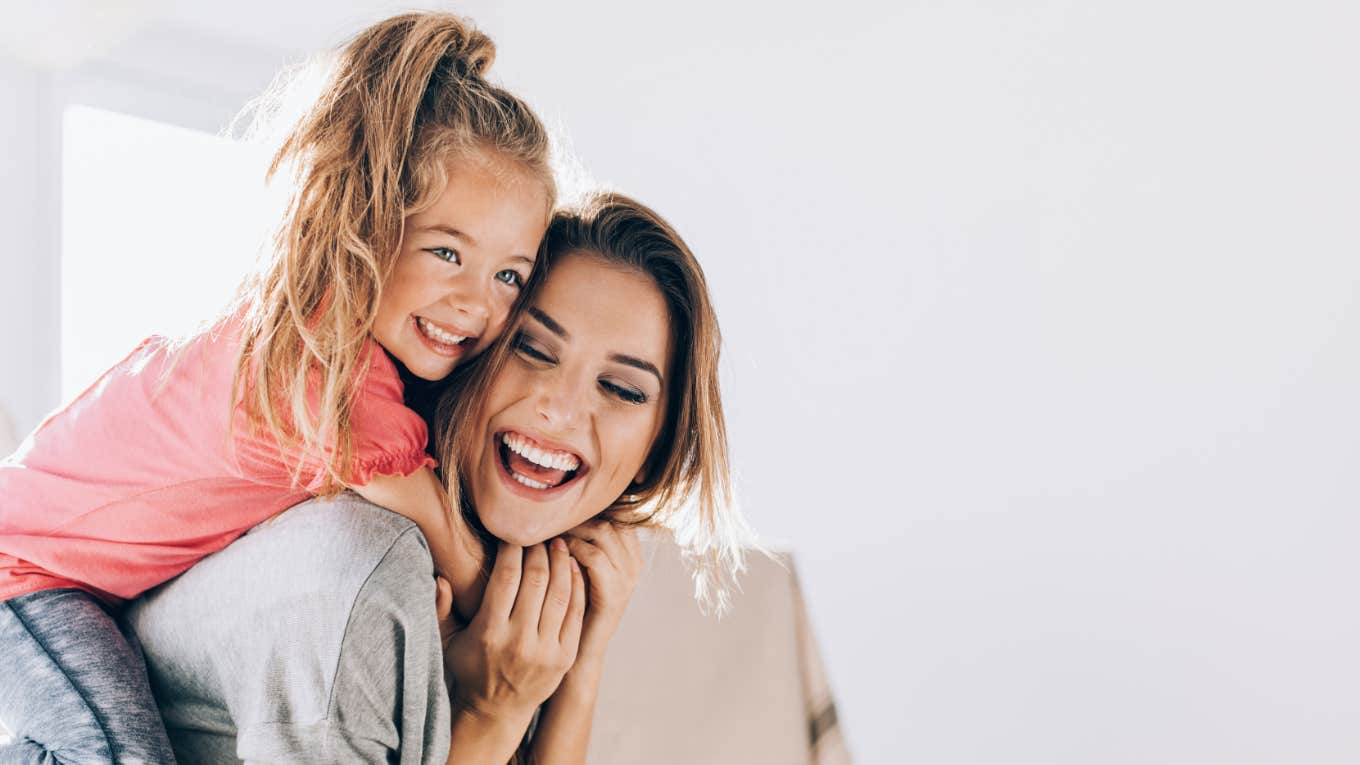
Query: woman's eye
513 333 553 363
601 379 647 405
495 269 524 288
426 247 461 264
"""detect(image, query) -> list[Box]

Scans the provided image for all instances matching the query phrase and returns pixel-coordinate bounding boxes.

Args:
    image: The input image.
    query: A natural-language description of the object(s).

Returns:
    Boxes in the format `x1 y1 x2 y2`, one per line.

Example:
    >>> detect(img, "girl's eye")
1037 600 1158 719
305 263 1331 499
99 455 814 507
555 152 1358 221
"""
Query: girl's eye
495 269 524 288
513 333 553 363
426 247 461 265
601 379 647 405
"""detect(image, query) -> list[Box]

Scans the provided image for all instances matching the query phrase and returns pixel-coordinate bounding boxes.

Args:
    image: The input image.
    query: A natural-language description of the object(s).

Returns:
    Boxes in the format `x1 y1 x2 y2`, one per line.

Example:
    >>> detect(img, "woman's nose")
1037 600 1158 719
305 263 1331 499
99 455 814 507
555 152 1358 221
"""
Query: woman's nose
534 376 587 431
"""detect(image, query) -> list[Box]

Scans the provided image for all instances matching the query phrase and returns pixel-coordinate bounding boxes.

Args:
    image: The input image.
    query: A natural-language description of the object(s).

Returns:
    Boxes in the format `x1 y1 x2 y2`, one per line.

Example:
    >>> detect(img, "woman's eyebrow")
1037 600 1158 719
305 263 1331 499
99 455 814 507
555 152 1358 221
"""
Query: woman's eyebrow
528 307 568 339
609 354 663 387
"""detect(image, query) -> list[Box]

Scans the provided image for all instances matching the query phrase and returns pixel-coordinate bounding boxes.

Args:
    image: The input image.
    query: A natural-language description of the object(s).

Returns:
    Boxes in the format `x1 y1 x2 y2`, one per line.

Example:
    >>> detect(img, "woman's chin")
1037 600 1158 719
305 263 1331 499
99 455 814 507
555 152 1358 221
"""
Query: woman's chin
480 511 557 547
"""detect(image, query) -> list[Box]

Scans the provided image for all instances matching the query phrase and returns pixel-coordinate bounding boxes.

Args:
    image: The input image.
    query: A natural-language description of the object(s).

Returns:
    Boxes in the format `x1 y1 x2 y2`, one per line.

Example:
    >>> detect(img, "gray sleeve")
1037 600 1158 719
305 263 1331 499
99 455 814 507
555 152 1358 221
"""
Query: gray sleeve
125 493 452 765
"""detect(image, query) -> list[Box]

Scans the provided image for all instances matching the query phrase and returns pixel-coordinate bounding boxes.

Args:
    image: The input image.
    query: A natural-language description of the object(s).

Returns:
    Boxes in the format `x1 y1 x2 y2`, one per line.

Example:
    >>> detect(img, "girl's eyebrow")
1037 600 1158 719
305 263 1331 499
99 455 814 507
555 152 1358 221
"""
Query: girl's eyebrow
423 226 534 263
420 224 474 244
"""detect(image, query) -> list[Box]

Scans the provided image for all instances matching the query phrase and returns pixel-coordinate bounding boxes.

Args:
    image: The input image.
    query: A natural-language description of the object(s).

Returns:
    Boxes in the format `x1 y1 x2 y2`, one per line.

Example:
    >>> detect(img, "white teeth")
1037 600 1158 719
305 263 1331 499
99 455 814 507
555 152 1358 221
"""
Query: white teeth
501 432 581 471
417 317 467 346
511 473 550 490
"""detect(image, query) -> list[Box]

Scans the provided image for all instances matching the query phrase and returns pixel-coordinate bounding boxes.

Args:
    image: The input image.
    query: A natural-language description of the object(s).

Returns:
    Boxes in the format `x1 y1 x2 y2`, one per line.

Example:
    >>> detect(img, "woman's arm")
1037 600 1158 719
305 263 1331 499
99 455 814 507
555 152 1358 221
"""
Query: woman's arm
528 521 644 764
526 656 606 763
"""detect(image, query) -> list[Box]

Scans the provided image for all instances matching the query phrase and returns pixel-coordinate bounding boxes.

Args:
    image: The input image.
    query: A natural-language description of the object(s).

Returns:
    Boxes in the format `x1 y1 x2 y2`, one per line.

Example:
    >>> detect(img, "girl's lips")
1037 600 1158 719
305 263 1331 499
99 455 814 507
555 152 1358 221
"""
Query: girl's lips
411 315 472 359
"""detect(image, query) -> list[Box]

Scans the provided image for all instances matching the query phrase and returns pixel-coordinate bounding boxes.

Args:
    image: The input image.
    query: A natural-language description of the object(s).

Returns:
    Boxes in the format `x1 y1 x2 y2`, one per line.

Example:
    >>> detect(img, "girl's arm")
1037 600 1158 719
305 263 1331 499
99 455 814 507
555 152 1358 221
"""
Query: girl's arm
528 521 644 764
357 467 486 619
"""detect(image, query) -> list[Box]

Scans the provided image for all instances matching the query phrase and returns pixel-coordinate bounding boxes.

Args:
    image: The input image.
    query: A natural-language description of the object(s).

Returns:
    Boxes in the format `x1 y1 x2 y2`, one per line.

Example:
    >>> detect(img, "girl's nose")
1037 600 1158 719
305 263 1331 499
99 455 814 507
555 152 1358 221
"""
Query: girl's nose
448 279 491 327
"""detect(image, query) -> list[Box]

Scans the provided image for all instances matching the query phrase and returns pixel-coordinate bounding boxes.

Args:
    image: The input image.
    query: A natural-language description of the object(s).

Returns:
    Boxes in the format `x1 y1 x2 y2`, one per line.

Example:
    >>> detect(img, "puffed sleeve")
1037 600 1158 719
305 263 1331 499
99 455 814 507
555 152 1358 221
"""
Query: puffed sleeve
311 342 438 490
231 340 438 492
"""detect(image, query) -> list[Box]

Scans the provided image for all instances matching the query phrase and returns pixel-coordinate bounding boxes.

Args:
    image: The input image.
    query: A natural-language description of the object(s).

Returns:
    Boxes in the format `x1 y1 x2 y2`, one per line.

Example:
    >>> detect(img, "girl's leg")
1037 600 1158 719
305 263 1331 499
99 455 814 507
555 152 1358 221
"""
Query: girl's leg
0 588 176 764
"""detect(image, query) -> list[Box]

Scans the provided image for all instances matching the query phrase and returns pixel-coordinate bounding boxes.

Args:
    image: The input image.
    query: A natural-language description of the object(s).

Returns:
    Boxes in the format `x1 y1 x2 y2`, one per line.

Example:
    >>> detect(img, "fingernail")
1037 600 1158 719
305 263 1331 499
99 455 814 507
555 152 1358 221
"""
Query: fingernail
552 537 566 552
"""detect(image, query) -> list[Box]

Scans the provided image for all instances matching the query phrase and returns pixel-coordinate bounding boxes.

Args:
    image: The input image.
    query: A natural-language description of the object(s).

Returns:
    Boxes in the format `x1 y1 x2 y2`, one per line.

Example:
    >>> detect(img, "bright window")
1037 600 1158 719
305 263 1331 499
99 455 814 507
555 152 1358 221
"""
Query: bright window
60 105 271 399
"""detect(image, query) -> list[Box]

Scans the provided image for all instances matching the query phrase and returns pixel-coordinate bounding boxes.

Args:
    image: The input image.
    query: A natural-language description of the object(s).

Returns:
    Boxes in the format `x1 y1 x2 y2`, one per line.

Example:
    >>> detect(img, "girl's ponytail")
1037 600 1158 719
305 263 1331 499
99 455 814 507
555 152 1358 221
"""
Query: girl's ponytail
233 12 553 492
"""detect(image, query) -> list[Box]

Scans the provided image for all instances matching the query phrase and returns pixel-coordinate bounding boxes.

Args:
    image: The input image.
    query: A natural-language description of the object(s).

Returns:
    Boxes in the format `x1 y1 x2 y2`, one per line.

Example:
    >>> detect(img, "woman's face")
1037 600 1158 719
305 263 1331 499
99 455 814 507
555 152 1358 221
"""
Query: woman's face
465 251 672 545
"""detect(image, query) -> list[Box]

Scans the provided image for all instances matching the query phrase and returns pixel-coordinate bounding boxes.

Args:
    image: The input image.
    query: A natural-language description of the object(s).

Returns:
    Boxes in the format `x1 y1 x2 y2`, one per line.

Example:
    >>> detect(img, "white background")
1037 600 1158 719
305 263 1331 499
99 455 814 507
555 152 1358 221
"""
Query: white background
3 1 1360 762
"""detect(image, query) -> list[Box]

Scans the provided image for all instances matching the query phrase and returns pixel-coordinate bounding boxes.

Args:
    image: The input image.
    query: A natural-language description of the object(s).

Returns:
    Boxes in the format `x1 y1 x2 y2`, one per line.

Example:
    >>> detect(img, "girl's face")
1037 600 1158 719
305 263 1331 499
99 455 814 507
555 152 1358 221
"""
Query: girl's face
466 251 673 545
373 152 549 381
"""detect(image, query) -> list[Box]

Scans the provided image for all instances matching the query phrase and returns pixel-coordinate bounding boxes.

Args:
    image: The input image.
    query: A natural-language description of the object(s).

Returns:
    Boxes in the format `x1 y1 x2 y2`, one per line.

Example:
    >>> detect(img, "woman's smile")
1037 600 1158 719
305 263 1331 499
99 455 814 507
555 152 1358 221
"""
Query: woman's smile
495 429 589 495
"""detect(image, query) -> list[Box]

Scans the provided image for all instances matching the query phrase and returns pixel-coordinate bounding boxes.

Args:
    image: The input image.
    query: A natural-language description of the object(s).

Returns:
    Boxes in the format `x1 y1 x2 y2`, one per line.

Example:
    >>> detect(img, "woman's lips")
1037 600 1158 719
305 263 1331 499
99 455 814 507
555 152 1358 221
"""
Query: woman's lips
505 449 568 487
493 430 587 500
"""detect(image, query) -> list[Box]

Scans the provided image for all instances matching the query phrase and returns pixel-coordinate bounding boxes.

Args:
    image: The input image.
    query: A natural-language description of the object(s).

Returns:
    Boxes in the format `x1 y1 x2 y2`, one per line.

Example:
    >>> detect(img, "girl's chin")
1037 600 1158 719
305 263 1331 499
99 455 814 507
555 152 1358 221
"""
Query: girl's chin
402 354 456 380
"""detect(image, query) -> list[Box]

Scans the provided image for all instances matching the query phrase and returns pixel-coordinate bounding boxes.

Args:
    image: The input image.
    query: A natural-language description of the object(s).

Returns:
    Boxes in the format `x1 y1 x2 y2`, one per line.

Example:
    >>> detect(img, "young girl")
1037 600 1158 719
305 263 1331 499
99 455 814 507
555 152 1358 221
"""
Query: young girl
0 11 552 762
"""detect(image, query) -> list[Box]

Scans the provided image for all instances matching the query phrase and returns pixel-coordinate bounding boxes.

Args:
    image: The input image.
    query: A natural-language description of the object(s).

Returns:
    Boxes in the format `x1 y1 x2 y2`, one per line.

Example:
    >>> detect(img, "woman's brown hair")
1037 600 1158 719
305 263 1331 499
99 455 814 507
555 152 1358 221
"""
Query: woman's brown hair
437 192 754 612
229 11 554 491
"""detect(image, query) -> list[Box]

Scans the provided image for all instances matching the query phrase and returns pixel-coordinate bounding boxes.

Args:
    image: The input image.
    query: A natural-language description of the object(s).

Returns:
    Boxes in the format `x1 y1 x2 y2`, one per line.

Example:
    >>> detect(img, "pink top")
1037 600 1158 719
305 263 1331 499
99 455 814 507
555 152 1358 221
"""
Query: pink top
0 317 437 606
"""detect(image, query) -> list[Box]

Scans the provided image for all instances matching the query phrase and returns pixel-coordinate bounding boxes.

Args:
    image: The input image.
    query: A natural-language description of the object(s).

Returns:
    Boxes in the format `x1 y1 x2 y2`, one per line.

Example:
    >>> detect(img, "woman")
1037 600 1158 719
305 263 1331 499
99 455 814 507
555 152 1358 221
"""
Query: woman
125 193 751 763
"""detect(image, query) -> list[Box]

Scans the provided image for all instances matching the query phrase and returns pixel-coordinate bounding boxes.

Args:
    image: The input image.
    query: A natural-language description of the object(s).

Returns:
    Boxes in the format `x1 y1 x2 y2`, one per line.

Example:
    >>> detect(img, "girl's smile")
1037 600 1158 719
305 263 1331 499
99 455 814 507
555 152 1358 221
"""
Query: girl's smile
411 315 477 359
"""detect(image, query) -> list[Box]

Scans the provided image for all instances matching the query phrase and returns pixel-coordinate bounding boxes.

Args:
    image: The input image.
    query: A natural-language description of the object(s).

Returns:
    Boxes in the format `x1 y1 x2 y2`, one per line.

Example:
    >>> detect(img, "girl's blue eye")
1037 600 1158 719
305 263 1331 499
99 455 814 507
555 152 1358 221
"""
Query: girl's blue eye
427 247 460 264
495 269 524 288
601 380 647 405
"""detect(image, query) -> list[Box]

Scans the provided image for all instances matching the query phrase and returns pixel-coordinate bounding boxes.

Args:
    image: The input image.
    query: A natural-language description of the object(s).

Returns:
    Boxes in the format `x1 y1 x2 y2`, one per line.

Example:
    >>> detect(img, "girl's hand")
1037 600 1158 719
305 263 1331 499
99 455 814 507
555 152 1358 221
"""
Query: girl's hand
562 520 644 663
437 539 586 723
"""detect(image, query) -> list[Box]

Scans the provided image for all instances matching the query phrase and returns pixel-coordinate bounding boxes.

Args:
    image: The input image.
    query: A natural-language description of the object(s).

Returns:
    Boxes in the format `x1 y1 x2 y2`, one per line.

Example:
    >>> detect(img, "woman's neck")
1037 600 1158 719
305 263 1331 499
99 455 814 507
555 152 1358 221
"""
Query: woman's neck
391 350 489 621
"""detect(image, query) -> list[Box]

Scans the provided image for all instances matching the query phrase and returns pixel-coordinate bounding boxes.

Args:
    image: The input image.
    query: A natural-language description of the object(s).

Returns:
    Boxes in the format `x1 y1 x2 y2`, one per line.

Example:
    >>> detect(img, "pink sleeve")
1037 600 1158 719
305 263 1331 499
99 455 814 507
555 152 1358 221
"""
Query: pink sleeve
337 343 437 488
298 342 437 491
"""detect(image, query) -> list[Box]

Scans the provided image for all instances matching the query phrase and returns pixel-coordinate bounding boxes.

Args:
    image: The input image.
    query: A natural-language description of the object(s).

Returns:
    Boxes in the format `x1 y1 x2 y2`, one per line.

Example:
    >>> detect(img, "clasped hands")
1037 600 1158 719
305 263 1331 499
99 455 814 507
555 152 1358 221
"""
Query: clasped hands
434 519 644 725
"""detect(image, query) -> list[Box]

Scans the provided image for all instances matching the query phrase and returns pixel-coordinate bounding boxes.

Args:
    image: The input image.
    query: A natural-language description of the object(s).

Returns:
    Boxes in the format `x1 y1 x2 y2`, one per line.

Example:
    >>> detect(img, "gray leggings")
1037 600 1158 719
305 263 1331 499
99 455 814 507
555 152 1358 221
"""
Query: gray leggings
0 588 177 764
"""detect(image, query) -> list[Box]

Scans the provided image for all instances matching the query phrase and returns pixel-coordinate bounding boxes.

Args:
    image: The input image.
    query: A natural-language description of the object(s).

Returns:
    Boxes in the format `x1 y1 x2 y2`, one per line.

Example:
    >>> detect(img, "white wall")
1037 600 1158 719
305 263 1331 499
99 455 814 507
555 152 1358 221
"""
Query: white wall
4 2 1360 762
0 56 58 439
468 2 1360 762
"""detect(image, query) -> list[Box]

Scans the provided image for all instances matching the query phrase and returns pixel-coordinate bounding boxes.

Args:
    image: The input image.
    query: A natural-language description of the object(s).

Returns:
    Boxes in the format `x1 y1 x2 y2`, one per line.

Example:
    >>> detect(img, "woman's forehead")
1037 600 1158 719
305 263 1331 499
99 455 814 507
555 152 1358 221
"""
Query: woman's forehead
530 253 671 366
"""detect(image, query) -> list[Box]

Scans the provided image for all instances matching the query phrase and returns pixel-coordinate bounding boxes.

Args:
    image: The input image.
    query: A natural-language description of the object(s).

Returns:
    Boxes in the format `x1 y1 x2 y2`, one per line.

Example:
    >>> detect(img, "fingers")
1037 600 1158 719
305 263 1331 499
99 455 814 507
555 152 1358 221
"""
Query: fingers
559 556 586 651
564 535 610 577
570 520 643 574
509 542 551 628
480 542 523 625
435 576 453 622
618 526 643 569
435 576 454 645
537 538 573 639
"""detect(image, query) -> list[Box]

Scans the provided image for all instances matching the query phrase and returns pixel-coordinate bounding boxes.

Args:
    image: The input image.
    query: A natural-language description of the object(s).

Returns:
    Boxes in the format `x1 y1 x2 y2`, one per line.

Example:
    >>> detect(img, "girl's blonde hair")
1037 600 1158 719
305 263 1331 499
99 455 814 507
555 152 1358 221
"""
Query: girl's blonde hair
436 192 755 613
230 12 554 491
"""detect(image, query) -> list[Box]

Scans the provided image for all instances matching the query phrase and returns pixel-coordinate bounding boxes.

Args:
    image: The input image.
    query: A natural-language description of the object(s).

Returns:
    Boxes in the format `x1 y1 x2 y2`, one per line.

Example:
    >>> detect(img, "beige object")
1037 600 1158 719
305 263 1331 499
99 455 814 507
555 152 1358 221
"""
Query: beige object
589 540 851 765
